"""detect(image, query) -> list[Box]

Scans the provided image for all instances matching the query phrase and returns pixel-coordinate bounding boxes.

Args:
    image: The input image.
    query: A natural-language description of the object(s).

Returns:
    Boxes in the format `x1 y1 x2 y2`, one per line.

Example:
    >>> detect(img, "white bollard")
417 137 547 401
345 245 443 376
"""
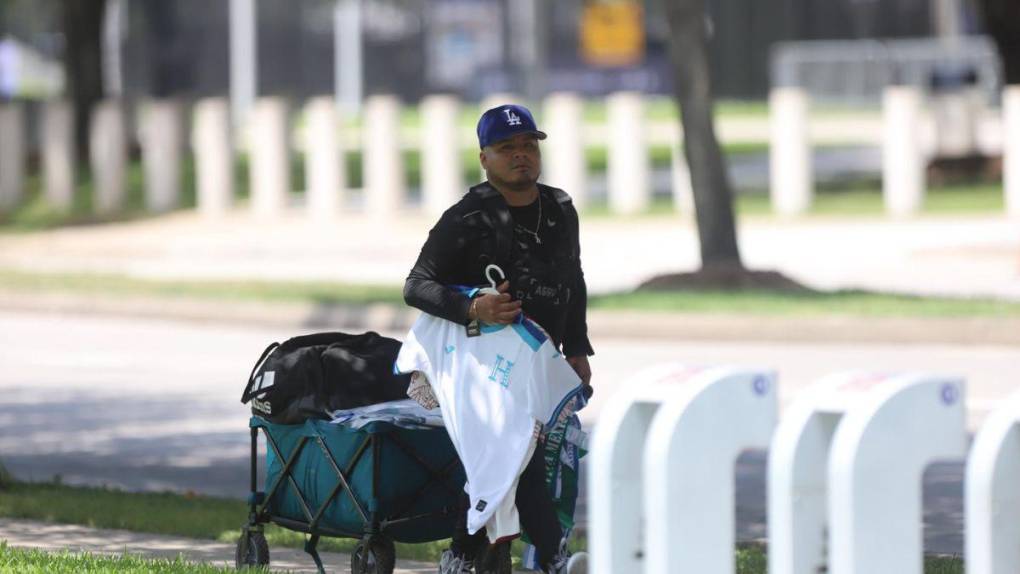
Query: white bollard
965 389 1020 574
0 103 25 210
770 87 812 216
363 94 405 216
1004 86 1020 219
249 98 291 217
304 96 345 220
828 372 966 574
41 100 75 212
670 134 695 218
89 100 127 214
589 364 773 574
768 371 886 574
589 365 710 574
420 94 462 216
139 100 183 213
607 92 649 215
643 366 778 574
882 86 925 217
543 92 588 209
192 98 234 217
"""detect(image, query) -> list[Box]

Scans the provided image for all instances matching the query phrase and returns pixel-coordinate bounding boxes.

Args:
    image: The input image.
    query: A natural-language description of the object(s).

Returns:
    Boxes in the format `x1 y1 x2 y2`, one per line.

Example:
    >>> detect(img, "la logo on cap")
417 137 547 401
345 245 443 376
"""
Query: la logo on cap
503 108 522 126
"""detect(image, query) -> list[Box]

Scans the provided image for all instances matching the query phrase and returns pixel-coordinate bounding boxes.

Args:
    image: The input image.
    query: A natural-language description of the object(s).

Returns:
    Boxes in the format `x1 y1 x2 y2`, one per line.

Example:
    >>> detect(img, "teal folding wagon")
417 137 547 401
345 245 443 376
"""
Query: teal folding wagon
237 415 468 574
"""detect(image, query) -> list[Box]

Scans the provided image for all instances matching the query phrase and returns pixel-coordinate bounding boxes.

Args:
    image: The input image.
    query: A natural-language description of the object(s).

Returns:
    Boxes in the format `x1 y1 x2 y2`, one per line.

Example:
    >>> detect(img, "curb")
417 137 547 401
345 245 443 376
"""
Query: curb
1 289 1018 347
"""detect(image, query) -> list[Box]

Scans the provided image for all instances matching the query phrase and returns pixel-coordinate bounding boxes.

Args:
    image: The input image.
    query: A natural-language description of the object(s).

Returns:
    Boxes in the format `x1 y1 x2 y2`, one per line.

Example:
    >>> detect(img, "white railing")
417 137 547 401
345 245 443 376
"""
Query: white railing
0 88 1017 220
589 364 1019 574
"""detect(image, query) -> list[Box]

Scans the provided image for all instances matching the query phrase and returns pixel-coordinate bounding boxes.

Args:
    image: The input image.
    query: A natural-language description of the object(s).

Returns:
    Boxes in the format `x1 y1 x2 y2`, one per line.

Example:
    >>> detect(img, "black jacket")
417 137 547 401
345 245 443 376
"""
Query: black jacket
404 182 594 357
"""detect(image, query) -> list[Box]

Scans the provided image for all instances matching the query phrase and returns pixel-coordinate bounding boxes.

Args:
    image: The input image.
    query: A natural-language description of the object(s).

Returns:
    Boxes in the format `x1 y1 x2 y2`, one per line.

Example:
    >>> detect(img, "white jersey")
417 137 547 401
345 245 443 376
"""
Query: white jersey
394 311 585 540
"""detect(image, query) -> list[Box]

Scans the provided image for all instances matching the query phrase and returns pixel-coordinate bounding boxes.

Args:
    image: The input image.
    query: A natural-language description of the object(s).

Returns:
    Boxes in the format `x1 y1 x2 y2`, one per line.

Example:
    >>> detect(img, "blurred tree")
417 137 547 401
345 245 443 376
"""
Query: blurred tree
663 0 741 271
63 0 107 162
974 0 1020 84
639 0 805 291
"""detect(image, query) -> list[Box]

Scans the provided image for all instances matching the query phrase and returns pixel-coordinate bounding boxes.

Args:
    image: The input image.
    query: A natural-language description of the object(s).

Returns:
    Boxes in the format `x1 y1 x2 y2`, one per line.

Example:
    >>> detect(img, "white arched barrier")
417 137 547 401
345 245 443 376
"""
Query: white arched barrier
966 389 1020 574
588 364 776 574
644 367 778 574
768 371 888 574
828 373 966 574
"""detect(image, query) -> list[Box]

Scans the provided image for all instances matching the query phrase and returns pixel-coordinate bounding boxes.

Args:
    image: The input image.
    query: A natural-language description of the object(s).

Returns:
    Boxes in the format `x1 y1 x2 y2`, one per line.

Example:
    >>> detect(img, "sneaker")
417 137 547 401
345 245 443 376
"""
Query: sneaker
439 549 475 574
545 545 588 574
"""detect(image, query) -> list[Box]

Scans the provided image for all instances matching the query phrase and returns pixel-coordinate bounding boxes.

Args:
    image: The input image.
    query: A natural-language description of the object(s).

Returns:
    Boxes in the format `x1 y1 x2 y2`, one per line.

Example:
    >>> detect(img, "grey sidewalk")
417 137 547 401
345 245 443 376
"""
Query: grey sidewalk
0 210 1017 300
0 518 438 573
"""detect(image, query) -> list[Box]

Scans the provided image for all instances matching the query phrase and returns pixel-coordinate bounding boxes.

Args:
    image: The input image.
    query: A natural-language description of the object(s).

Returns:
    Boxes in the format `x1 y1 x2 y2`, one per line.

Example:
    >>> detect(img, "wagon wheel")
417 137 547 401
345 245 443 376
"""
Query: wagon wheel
350 535 396 574
476 541 512 574
235 529 270 569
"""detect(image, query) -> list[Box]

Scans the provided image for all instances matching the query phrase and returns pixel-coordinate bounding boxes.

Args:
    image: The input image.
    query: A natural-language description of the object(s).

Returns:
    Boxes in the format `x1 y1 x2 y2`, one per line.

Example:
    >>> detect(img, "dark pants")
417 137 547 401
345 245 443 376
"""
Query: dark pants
451 443 562 568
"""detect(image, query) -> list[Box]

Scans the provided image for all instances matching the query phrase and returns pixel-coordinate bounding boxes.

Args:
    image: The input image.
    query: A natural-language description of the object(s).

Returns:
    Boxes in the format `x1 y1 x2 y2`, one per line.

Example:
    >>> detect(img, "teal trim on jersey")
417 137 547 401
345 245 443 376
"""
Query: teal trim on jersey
452 285 481 298
511 322 542 352
514 315 548 350
475 314 548 352
479 322 506 334
449 283 550 352
544 385 587 430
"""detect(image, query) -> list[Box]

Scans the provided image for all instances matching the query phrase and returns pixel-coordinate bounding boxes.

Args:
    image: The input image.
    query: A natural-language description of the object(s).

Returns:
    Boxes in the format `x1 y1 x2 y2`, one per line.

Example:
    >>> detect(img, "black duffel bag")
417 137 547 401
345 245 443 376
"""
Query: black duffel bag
240 331 411 424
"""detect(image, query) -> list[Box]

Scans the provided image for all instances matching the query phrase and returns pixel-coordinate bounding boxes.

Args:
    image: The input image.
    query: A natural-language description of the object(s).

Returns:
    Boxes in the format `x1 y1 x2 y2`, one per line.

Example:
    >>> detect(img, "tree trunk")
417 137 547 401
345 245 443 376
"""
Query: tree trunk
664 0 742 269
63 0 107 163
976 0 1020 84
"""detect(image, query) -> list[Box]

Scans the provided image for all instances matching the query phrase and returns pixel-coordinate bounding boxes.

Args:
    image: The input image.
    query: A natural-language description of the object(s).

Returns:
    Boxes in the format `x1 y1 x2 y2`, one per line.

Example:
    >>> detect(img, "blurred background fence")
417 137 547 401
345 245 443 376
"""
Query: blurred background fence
0 0 1017 224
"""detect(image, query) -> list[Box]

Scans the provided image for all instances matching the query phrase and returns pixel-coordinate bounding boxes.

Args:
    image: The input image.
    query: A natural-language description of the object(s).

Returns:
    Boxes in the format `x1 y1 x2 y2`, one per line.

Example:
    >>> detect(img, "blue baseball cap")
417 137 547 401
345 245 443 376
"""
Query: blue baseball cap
476 104 547 149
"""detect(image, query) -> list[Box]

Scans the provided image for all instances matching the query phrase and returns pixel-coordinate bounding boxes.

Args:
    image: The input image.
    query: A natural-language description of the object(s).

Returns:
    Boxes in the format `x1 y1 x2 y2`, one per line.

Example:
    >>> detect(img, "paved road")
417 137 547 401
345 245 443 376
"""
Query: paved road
3 310 1019 556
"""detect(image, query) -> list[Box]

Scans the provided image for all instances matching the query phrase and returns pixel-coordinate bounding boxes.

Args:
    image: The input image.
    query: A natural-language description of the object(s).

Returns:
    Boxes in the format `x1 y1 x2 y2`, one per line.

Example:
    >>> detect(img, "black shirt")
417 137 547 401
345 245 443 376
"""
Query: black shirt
403 183 594 357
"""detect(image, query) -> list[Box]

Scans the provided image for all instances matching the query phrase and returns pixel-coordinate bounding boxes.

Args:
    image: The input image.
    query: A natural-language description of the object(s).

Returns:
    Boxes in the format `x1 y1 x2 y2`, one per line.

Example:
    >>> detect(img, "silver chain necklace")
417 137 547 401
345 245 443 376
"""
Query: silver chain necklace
515 194 542 244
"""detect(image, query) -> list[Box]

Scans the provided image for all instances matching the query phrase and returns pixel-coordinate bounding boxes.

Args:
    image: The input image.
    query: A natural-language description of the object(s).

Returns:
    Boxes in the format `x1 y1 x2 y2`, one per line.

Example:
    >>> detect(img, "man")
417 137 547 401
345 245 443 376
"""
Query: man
403 104 593 574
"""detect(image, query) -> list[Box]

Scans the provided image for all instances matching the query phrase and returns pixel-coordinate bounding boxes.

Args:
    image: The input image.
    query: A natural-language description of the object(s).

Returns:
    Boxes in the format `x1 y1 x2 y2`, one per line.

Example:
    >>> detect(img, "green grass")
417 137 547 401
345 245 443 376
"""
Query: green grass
0 269 405 306
1 267 1018 319
0 543 246 574
581 182 1006 219
590 288 1020 317
0 482 965 573
0 542 245 570
0 481 512 563
0 156 198 233
0 481 444 561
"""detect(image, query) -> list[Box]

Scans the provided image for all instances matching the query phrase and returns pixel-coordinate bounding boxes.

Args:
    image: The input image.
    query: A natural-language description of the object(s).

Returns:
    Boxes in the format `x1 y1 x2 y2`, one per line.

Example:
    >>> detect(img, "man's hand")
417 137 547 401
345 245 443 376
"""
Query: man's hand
470 281 522 324
566 355 592 393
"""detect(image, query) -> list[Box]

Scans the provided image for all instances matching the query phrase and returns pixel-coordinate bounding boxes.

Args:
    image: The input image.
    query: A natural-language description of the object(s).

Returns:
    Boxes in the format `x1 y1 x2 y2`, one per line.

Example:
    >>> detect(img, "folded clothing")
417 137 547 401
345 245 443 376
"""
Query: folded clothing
328 398 445 430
